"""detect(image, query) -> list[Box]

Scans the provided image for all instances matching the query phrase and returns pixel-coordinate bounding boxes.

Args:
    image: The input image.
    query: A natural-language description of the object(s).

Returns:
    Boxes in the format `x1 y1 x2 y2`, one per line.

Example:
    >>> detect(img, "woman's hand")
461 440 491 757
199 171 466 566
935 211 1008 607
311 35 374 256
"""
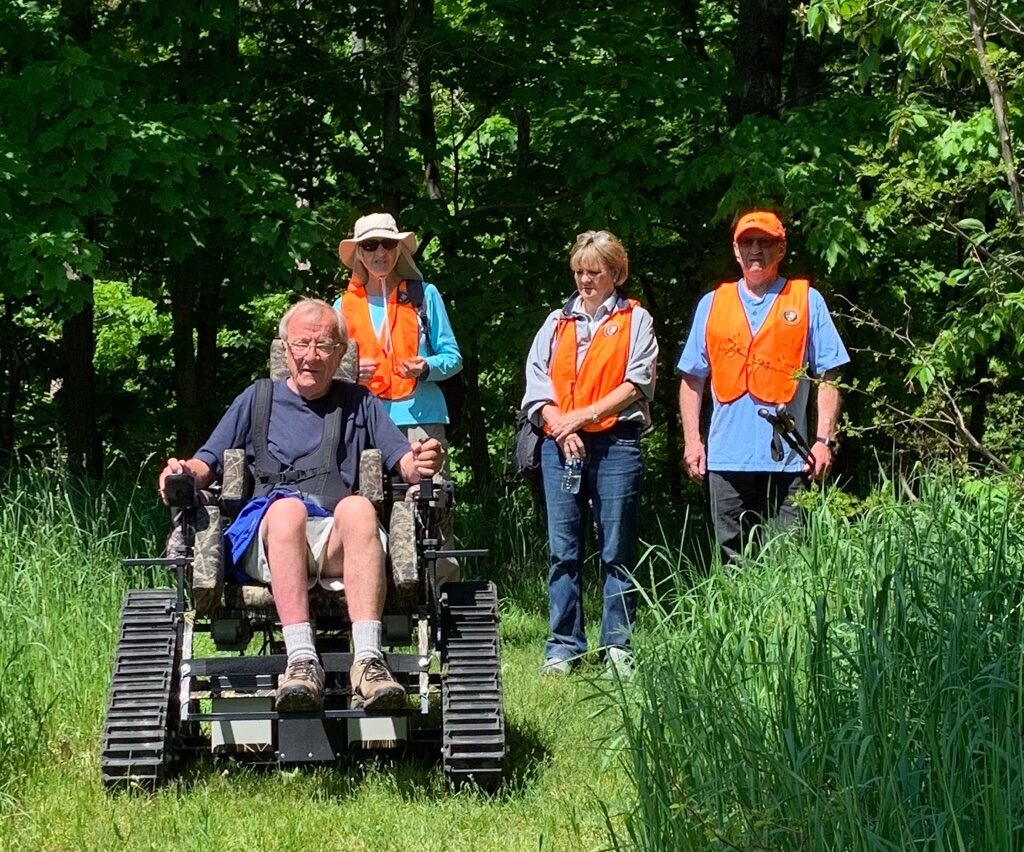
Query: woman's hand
558 432 586 461
358 357 378 384
547 408 592 441
396 356 428 378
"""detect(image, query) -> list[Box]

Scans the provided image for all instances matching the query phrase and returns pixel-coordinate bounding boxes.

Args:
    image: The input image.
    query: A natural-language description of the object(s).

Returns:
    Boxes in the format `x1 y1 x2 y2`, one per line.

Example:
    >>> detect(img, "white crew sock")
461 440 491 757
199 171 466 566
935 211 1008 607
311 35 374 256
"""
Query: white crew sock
282 622 317 664
352 620 384 661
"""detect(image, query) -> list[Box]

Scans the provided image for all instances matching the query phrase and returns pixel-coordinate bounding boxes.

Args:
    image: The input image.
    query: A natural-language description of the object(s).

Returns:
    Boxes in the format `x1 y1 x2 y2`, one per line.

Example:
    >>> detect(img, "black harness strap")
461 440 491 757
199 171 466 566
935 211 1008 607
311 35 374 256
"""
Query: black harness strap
252 378 275 485
250 378 345 504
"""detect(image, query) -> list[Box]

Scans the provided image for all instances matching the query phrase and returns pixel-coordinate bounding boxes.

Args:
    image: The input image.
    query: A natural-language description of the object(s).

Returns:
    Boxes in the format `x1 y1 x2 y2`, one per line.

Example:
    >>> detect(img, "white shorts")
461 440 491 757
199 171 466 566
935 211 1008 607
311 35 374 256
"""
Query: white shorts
239 515 388 593
241 516 339 590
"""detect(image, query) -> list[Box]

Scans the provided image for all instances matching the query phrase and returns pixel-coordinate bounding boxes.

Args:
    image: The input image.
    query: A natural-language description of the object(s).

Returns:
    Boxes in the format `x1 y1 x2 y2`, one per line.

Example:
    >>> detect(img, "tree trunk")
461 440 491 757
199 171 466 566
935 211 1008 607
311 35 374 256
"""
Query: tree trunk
966 353 990 467
462 349 492 487
170 268 201 453
61 0 102 477
0 299 20 464
786 31 826 107
195 251 222 443
62 298 102 477
417 0 443 201
729 0 790 122
669 0 710 61
382 0 417 216
639 279 682 494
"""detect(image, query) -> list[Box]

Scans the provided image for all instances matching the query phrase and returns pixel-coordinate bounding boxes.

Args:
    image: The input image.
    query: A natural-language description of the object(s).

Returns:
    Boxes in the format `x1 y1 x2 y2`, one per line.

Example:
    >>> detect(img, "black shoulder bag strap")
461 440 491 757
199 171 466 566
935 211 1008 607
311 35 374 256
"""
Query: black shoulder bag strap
404 279 430 351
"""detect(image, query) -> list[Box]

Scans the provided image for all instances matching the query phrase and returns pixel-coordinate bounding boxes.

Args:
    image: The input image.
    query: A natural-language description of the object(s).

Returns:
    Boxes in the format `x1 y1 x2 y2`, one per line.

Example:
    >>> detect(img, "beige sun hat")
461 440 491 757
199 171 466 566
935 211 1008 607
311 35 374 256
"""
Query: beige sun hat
338 212 418 269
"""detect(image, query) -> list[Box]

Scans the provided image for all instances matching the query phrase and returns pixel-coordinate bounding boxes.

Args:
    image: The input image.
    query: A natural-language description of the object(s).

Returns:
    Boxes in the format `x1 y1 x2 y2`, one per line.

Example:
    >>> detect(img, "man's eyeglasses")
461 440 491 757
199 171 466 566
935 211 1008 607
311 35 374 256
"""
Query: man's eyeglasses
359 239 398 252
737 236 781 249
285 339 343 356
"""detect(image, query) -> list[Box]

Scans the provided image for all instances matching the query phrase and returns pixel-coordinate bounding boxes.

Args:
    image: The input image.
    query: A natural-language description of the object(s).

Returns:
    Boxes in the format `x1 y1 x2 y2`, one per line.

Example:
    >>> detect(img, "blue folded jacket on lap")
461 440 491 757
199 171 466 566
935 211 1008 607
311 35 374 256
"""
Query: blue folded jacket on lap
224 489 332 583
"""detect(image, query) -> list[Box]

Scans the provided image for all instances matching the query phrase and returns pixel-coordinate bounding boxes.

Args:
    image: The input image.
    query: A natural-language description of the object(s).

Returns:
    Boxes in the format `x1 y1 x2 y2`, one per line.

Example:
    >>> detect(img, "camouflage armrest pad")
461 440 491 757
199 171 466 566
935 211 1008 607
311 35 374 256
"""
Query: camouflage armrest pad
192 505 224 616
220 449 252 516
358 449 385 505
388 500 418 593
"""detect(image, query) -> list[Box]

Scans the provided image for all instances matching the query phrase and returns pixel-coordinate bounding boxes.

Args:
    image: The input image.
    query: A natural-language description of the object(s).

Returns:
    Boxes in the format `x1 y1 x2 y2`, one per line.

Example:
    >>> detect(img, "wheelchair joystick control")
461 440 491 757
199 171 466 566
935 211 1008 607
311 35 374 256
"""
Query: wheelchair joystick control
164 473 196 508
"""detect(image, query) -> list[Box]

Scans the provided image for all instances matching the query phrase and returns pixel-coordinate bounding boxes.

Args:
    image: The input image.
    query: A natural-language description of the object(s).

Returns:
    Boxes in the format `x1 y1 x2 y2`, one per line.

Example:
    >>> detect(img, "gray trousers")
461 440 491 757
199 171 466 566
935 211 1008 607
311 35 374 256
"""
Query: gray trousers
401 424 459 585
708 471 805 563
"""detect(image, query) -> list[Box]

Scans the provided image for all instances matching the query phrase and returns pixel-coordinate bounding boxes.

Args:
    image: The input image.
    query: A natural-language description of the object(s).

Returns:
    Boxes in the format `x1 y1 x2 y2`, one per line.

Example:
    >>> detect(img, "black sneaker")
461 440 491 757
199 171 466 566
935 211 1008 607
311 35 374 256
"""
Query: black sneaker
350 656 405 711
277 658 325 712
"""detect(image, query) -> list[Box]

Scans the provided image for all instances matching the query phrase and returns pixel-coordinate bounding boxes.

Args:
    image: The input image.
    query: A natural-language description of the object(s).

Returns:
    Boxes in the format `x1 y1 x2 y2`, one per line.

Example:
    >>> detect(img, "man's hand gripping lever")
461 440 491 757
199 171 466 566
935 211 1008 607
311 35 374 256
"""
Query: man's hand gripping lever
163 472 197 512
409 442 488 606
121 470 199 615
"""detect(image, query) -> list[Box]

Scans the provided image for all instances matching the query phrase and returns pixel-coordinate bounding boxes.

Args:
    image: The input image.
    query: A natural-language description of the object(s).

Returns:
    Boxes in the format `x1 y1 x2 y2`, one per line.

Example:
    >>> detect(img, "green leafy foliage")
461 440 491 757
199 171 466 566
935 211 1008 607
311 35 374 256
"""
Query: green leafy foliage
1 0 1023 479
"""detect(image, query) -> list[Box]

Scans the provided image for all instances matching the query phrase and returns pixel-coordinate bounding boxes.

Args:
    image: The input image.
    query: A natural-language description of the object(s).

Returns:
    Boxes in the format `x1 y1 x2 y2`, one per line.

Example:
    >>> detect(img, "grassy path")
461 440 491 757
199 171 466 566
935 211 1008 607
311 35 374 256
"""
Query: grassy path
5 642 629 851
0 469 631 851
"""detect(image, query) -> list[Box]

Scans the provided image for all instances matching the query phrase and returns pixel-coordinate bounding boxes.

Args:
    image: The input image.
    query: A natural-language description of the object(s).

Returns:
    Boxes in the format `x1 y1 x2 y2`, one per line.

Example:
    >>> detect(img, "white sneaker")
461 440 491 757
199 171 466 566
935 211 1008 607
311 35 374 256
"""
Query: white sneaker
605 647 634 681
540 657 572 677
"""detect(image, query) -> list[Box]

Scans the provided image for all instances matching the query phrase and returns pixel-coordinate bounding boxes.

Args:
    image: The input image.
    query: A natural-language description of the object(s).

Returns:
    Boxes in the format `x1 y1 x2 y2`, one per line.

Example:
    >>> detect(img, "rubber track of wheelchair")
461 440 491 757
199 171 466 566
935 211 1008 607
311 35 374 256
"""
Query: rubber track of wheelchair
440 581 506 790
100 589 180 790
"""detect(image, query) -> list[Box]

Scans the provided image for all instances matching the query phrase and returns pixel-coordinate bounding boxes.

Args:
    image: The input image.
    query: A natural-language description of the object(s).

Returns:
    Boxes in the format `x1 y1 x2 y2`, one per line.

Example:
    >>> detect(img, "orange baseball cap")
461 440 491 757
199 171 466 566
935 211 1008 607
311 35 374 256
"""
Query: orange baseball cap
734 211 786 241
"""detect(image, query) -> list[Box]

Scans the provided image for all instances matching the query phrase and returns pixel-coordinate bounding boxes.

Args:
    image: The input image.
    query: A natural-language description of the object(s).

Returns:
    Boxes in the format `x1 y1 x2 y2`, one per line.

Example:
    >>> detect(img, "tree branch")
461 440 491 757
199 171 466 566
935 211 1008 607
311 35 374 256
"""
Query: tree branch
966 0 1024 219
939 381 1012 474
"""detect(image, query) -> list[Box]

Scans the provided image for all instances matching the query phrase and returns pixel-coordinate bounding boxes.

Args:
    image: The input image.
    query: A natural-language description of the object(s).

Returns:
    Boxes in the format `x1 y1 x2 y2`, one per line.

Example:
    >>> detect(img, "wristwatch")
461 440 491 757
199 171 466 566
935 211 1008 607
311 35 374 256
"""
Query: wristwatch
815 437 839 450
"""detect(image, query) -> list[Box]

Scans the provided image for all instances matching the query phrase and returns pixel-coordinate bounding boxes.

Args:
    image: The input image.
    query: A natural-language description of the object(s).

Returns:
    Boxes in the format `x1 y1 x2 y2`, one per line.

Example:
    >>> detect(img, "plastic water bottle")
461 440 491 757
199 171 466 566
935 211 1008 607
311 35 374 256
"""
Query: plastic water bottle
561 457 582 494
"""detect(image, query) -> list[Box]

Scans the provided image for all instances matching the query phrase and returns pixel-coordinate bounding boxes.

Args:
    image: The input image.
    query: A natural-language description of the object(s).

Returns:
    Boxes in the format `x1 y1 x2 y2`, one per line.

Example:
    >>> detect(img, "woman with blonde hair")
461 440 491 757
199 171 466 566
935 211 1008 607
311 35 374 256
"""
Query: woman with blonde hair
337 213 462 582
521 230 658 676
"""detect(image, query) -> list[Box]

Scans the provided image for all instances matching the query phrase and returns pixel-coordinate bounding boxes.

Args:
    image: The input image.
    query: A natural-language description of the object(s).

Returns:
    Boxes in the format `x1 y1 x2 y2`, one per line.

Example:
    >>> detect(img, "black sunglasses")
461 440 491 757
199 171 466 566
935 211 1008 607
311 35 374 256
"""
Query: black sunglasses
359 238 398 252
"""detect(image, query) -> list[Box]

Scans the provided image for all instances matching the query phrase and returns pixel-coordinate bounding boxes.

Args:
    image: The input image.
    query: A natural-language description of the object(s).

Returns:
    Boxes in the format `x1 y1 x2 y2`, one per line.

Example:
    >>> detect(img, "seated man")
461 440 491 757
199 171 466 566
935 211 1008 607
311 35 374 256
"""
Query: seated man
158 298 443 713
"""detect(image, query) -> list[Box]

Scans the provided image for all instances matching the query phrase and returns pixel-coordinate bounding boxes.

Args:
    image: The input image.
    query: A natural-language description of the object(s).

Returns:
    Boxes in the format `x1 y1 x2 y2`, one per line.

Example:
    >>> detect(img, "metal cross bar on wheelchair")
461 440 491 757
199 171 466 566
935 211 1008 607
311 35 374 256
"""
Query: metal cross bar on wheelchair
757 403 813 464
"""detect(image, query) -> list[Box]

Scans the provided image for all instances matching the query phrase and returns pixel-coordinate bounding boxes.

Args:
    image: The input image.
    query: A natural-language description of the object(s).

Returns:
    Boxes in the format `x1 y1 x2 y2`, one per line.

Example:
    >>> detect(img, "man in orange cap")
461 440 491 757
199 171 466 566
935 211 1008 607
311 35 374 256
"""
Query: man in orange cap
676 210 849 562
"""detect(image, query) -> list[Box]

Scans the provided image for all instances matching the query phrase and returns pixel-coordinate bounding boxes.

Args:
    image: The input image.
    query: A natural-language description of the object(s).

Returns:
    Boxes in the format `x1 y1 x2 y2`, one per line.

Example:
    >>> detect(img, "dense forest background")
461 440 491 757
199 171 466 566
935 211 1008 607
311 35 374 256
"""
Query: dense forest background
2 0 1022 497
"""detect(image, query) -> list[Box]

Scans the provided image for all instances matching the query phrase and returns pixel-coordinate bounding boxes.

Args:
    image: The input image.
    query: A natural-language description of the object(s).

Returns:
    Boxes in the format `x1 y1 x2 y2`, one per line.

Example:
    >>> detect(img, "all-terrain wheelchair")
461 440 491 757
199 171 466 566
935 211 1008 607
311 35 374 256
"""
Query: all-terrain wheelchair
101 341 506 791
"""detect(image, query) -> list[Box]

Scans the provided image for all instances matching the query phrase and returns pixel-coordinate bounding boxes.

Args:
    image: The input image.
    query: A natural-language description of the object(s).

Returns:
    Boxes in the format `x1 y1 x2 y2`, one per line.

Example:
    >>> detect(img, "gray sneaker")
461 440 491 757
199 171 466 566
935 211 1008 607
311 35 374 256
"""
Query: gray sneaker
350 656 405 711
540 657 572 677
277 658 325 711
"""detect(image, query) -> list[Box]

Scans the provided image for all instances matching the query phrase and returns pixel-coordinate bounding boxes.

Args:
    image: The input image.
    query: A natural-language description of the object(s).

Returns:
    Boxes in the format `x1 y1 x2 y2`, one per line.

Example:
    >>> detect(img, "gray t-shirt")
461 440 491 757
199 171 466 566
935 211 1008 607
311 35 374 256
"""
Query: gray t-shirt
195 378 410 497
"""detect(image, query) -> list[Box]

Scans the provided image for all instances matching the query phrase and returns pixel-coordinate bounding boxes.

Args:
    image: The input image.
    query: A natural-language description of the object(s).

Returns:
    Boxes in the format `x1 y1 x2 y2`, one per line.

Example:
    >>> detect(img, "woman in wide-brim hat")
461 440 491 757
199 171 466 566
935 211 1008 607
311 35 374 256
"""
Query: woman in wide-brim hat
336 212 463 582
521 229 659 678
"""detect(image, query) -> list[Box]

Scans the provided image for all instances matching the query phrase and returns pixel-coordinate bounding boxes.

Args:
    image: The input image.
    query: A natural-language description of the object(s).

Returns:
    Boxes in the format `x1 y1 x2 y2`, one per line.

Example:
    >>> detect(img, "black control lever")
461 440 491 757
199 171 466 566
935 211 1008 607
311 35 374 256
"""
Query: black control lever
757 403 813 464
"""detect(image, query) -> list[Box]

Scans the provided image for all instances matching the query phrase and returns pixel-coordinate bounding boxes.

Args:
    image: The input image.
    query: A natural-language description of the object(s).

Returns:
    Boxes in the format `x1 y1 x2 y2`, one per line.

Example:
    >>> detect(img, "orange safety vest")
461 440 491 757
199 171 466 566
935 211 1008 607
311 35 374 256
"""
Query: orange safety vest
547 298 637 434
340 277 421 401
705 278 810 404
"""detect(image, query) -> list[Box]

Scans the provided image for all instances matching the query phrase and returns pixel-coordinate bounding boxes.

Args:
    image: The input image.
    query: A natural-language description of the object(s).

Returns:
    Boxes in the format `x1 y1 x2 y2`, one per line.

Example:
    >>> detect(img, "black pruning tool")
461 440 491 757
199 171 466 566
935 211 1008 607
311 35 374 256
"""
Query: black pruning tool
757 403 813 464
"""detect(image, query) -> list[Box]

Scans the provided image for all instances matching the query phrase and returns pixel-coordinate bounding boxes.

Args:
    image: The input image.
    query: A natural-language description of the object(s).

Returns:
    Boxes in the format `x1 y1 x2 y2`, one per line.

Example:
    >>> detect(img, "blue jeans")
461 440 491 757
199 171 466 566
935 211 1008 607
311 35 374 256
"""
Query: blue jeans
540 427 644 662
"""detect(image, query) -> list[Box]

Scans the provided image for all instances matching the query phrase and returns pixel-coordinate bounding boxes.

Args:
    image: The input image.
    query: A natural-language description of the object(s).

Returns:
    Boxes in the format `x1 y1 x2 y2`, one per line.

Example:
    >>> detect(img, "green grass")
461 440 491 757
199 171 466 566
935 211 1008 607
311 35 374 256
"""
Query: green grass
0 464 632 851
4 462 1021 850
611 471 1024 851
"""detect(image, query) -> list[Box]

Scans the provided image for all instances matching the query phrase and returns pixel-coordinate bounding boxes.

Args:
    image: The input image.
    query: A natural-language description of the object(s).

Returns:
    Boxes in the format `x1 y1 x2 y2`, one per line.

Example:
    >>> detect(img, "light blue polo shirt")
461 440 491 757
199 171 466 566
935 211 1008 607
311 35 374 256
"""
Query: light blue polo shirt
677 277 849 472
